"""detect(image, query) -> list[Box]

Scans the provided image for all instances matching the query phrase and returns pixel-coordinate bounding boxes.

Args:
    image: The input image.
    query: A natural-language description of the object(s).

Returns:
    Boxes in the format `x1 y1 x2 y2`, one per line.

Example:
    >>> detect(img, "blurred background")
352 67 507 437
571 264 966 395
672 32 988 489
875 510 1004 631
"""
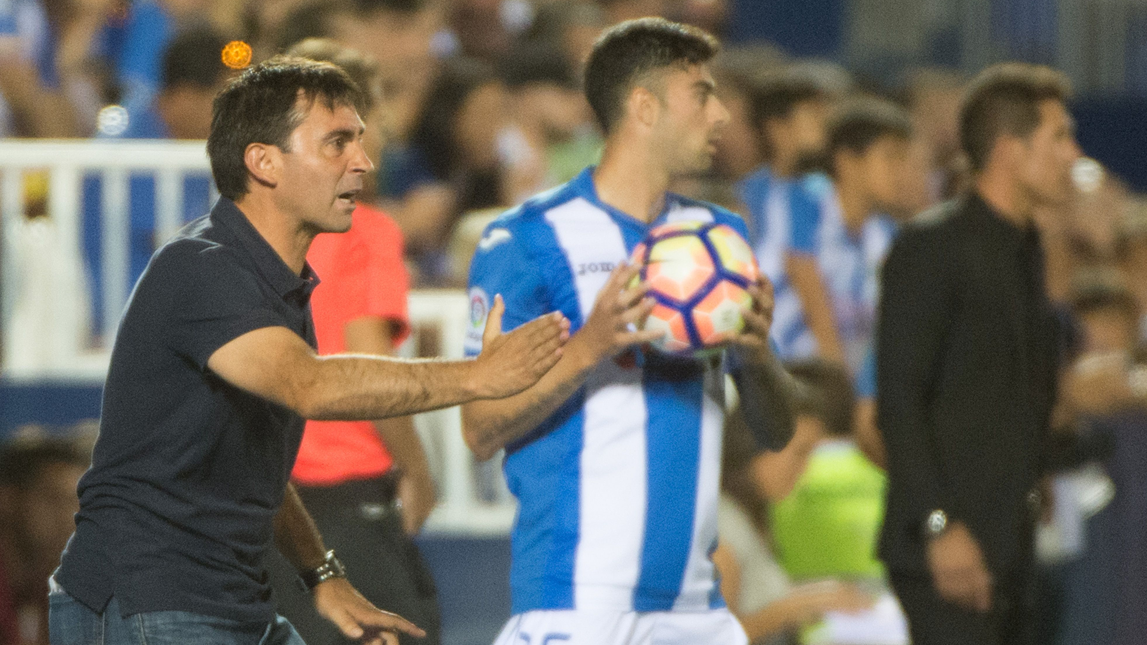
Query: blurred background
1 0 1146 644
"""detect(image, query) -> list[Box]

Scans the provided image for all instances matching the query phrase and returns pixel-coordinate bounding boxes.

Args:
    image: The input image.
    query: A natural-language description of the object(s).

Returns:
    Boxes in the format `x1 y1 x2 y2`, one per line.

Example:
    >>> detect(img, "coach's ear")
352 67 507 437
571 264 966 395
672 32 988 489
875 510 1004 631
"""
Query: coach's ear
244 142 280 189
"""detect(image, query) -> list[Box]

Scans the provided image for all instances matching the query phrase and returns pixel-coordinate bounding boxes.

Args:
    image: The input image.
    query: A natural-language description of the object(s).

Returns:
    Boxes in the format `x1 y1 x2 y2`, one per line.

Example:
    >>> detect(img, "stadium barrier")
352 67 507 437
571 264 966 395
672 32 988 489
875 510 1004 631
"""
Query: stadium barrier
0 139 514 535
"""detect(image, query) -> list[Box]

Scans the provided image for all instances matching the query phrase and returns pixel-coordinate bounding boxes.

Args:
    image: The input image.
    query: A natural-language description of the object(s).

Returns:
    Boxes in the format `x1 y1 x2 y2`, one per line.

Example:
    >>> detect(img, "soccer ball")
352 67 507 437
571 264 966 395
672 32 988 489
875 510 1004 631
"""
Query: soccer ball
630 221 760 355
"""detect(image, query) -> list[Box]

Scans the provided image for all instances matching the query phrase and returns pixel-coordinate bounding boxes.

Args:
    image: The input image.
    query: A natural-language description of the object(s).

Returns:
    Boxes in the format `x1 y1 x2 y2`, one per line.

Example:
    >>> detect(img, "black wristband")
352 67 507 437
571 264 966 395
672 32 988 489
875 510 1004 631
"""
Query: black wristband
297 550 347 592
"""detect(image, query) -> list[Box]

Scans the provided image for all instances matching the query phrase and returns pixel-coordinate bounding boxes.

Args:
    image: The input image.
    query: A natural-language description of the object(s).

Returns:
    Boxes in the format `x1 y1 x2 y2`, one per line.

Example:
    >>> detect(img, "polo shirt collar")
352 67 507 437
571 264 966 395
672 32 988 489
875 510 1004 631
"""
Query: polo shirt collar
210 198 320 301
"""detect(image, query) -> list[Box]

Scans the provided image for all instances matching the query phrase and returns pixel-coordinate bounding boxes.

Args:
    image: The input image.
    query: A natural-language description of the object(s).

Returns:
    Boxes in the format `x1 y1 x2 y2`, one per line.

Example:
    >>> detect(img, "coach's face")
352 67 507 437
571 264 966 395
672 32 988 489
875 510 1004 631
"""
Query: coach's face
1017 99 1081 207
276 97 374 234
654 63 730 175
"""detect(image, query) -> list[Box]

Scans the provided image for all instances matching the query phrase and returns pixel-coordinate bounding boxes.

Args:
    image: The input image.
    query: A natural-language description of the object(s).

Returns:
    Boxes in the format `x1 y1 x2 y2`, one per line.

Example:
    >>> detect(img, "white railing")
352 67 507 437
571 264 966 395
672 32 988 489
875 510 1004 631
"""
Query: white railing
0 139 514 535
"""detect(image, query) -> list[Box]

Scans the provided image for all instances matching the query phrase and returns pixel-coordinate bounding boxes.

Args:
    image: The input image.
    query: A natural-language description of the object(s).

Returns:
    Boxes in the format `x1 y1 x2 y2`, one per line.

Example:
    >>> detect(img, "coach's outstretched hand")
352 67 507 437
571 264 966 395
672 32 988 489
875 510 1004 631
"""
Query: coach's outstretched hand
314 577 426 645
472 295 570 398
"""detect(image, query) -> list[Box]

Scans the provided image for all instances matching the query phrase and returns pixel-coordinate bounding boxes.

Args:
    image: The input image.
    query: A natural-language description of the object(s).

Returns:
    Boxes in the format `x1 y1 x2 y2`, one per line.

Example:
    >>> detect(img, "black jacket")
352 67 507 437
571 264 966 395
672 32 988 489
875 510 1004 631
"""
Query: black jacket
876 193 1060 574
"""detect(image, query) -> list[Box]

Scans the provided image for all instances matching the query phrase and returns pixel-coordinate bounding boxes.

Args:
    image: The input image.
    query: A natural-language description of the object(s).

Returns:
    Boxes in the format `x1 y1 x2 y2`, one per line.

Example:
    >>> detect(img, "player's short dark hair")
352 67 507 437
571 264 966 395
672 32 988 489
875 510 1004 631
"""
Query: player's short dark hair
825 98 913 175
584 17 719 134
207 56 365 201
785 359 856 438
161 26 229 91
286 38 381 114
959 63 1071 173
0 435 90 491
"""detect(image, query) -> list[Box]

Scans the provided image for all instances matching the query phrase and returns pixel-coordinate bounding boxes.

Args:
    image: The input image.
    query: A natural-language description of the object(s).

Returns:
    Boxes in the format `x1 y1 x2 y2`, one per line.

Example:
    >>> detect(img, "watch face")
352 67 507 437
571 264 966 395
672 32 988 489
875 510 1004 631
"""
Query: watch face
927 510 947 534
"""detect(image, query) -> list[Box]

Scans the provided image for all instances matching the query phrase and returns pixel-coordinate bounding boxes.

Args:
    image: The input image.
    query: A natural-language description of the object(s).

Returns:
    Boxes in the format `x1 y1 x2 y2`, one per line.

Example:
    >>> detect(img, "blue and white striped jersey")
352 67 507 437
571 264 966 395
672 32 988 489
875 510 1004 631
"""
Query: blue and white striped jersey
464 167 749 615
739 168 895 397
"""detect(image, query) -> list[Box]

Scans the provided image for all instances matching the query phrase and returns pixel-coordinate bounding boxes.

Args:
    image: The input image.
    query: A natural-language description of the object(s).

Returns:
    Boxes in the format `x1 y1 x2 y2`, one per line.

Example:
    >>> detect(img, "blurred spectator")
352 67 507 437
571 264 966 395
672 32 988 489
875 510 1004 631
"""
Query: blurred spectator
82 25 225 338
707 48 784 186
596 0 670 24
1044 273 1147 645
0 432 91 645
525 2 607 74
113 24 229 139
768 360 886 581
714 403 872 645
262 38 442 645
326 0 442 146
0 0 104 137
902 67 968 207
383 56 510 285
498 41 598 203
877 63 1080 645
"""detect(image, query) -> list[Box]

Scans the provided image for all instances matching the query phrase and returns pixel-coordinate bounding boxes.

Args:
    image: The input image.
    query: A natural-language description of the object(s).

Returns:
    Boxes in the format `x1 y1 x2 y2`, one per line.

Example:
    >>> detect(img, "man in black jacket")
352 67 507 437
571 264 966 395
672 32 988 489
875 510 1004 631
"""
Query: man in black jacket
876 63 1081 645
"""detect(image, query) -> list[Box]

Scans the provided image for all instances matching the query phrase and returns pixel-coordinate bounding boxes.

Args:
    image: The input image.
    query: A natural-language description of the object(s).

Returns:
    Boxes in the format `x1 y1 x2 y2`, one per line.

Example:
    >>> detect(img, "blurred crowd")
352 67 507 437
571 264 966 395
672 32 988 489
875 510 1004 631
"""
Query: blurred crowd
3 1 1147 645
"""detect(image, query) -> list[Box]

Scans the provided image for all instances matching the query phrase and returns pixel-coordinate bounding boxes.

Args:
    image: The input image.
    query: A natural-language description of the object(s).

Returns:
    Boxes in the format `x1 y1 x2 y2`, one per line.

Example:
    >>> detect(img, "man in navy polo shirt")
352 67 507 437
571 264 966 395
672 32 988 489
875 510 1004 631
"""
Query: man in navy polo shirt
49 57 569 645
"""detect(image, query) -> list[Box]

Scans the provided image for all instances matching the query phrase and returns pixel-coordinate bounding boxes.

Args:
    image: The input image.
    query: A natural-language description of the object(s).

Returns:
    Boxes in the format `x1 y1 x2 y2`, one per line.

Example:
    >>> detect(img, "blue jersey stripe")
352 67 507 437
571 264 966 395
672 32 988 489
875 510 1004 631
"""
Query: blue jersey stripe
633 370 704 611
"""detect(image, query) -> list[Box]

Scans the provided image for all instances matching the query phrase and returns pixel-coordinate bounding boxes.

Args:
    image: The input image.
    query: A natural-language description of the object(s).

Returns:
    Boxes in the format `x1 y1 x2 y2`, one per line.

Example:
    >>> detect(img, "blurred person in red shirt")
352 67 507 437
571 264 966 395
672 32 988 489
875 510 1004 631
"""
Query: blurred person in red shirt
263 38 441 645
0 433 90 645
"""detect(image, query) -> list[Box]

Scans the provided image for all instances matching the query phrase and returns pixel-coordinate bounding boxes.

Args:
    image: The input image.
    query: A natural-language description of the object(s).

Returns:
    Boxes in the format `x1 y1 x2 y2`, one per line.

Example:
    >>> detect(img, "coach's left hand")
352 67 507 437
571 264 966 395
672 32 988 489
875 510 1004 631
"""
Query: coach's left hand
724 275 776 362
314 577 426 645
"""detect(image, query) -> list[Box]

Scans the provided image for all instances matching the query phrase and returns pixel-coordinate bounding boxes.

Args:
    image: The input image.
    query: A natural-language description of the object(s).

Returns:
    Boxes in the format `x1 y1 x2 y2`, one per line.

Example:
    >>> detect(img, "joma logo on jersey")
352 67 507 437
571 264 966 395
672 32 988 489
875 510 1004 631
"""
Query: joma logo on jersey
576 261 617 276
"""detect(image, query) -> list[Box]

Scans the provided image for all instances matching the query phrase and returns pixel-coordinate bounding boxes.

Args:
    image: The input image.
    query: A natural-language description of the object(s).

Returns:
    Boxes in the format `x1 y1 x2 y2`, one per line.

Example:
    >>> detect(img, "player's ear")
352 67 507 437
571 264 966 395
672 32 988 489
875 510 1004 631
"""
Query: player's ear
631 86 660 129
244 142 280 189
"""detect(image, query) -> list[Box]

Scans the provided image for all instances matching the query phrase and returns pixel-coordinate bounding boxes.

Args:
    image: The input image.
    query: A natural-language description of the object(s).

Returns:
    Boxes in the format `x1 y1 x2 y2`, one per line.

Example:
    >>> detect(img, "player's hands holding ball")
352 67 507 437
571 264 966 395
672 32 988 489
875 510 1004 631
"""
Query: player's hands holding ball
722 274 777 363
471 295 570 398
313 577 426 645
573 262 666 365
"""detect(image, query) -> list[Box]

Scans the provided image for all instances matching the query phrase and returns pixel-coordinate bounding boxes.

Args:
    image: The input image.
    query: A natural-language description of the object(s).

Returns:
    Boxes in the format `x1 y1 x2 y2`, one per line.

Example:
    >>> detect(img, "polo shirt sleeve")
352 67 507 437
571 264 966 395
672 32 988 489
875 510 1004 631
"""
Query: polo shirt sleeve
463 223 549 357
163 244 288 370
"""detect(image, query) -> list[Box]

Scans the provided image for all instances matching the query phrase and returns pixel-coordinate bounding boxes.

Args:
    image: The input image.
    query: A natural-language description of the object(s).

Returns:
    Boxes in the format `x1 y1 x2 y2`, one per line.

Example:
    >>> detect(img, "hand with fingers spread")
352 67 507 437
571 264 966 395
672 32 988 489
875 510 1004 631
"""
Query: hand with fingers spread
572 262 666 365
472 295 570 399
720 274 776 362
313 577 426 644
927 521 993 613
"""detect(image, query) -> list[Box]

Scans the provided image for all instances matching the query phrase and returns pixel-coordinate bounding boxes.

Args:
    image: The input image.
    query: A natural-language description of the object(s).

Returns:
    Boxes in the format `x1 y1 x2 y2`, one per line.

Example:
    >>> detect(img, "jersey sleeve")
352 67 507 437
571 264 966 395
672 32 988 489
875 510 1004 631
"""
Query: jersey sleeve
787 184 822 255
463 223 550 357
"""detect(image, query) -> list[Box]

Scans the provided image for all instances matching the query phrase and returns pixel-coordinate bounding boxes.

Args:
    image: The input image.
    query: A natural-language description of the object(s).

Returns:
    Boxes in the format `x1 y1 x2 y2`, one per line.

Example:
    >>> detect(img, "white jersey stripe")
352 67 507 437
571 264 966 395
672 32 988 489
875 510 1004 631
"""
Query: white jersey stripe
673 371 725 610
546 200 648 610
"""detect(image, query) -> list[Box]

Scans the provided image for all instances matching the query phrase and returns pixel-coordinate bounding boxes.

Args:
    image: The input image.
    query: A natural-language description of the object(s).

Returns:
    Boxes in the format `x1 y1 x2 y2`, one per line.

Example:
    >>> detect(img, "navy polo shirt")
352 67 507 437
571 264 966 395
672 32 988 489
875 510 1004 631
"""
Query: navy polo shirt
56 198 319 623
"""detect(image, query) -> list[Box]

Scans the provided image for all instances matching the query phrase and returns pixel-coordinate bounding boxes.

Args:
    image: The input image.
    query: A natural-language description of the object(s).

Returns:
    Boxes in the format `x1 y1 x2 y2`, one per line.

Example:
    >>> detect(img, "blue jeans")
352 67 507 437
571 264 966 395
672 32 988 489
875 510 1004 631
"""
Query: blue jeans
49 588 306 645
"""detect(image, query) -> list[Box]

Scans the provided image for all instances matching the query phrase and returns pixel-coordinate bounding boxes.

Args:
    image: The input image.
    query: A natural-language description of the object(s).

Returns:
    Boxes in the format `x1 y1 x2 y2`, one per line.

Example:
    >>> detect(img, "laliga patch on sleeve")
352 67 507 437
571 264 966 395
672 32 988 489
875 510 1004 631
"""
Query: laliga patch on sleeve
464 287 490 354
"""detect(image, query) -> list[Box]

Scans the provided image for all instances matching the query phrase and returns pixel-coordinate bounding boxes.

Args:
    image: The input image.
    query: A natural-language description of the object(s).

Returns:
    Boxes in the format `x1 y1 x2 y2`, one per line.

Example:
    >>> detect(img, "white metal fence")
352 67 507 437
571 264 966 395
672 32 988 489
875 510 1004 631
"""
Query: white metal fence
0 139 513 535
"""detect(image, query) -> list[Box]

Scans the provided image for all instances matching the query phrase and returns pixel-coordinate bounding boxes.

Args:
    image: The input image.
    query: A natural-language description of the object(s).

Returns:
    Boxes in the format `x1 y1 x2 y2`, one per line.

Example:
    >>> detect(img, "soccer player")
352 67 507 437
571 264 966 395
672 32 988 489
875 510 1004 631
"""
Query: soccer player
50 58 567 645
462 19 802 645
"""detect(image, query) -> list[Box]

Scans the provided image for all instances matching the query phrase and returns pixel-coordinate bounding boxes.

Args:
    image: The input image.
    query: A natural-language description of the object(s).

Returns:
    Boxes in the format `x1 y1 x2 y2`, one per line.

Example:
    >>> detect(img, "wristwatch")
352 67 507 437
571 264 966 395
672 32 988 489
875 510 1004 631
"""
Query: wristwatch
923 509 949 539
298 550 347 592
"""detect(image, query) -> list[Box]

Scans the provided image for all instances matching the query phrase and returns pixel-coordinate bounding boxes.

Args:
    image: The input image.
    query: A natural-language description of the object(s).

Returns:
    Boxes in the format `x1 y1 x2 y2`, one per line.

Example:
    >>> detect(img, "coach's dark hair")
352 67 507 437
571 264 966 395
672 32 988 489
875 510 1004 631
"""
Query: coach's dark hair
824 97 912 176
959 63 1071 173
207 56 365 201
584 17 719 134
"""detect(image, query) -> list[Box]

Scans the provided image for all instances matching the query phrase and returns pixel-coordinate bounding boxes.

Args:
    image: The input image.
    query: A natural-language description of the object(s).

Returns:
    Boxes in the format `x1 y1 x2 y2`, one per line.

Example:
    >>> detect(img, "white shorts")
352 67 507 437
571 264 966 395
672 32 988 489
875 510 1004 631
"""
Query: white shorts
491 608 749 645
